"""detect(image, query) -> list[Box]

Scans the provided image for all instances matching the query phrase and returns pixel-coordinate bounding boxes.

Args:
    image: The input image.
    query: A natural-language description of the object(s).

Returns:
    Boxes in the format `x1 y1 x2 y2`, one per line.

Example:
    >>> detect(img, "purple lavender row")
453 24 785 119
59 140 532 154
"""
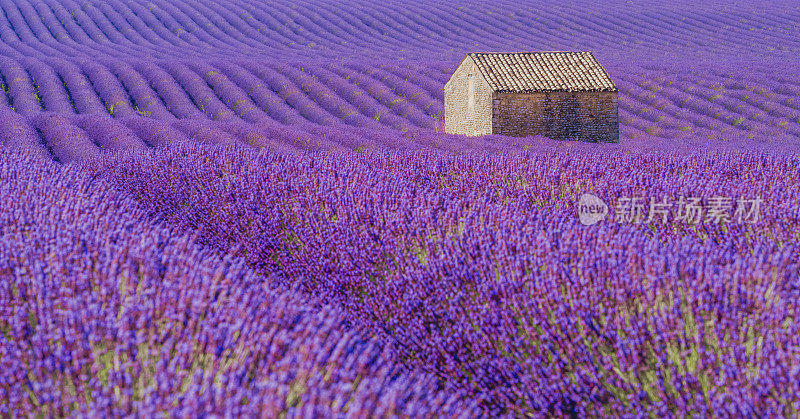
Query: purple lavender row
0 57 42 114
186 62 269 123
0 52 796 145
86 142 800 415
0 148 478 416
49 59 109 115
161 62 238 122
105 60 176 120
3 108 800 164
212 61 308 125
21 58 75 114
0 0 793 61
0 106 50 159
133 62 206 119
317 64 418 130
273 64 382 128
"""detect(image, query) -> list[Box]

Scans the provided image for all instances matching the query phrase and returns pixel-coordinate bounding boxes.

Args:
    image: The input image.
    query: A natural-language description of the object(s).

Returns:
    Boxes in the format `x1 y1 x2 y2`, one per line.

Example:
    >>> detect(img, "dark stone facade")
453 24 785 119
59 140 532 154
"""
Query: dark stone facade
491 91 619 142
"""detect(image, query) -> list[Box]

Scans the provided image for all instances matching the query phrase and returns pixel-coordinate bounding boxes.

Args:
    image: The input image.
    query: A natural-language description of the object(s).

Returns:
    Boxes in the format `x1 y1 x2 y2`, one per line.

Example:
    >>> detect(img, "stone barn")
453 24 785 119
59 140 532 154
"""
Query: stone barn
444 51 618 142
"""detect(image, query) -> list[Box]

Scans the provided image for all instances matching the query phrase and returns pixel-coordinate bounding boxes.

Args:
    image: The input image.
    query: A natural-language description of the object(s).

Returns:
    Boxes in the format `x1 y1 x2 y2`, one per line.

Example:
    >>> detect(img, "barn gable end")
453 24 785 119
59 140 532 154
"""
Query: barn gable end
444 55 493 136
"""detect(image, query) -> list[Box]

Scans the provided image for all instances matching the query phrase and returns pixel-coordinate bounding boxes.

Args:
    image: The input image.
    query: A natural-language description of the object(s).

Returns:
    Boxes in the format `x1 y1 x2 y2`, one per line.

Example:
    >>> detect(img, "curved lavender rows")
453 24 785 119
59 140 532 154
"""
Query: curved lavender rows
54 0 132 56
0 1 42 47
268 63 373 127
185 62 268 123
312 0 442 53
161 0 255 49
683 73 800 134
299 65 386 127
120 0 205 51
40 0 93 46
30 112 99 163
320 64 426 130
170 0 288 52
15 1 76 58
276 65 380 128
238 61 338 126
132 61 206 120
379 63 445 105
615 78 723 134
0 150 478 416
146 0 242 50
120 116 190 148
410 1 523 51
377 63 447 119
0 53 795 145
80 61 138 118
618 77 724 128
610 70 800 139
282 0 429 53
0 58 43 114
341 64 443 123
86 143 800 415
303 64 407 130
161 61 237 122
74 114 149 152
49 59 108 115
1 110 797 165
0 0 794 61
75 2 132 48
106 60 175 120
212 62 307 125
22 58 75 113
0 106 50 158
231 3 312 50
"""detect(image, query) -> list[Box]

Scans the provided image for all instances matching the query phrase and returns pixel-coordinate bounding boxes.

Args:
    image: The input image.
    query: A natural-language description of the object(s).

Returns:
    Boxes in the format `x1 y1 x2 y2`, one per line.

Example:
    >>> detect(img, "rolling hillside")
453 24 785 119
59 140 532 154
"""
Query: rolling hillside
0 0 797 160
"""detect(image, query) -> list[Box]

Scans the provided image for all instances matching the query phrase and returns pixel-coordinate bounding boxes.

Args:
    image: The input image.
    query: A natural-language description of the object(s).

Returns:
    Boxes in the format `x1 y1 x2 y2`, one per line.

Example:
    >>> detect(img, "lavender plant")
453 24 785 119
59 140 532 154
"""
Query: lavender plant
84 142 799 416
0 148 477 417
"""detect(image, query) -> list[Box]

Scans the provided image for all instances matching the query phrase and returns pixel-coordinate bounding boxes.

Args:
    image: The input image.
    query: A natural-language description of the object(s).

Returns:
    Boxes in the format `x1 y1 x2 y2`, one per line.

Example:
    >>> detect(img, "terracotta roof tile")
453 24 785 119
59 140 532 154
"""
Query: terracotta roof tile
467 51 617 92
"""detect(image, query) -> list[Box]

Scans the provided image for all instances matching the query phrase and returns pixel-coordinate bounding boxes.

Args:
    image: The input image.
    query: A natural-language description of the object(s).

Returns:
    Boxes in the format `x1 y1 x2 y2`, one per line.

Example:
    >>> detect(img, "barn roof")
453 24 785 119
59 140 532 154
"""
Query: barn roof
466 51 617 93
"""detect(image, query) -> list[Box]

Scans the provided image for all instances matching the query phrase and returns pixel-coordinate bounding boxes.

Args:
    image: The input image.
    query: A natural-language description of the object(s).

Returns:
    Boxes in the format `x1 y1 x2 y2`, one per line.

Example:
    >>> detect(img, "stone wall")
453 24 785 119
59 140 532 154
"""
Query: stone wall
492 91 619 142
444 57 493 136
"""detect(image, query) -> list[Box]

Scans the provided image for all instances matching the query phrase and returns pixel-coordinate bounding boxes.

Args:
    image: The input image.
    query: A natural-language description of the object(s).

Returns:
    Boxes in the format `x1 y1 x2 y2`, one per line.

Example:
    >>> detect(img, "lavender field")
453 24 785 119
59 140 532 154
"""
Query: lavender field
1 0 799 416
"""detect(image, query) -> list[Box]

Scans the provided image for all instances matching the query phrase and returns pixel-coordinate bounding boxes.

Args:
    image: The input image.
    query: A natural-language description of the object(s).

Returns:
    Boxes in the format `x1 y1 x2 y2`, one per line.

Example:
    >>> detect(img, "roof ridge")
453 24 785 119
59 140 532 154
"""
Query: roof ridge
465 51 616 92
469 51 593 55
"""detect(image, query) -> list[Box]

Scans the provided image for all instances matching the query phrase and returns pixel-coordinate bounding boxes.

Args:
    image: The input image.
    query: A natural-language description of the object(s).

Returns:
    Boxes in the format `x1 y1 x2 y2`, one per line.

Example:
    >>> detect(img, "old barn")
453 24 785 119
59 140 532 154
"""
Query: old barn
444 51 619 142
